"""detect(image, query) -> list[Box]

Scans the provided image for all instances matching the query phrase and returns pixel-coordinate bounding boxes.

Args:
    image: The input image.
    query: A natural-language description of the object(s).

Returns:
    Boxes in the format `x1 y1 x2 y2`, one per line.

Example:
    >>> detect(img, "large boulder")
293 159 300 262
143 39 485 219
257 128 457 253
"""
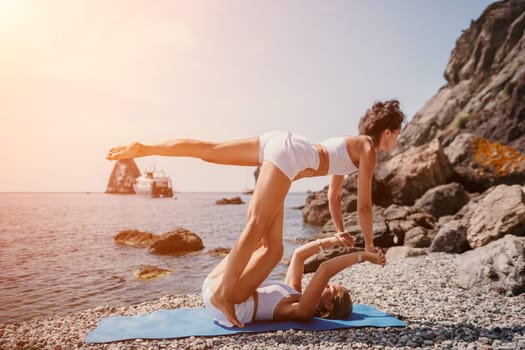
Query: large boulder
444 133 525 192
458 184 525 249
429 220 470 253
383 204 437 246
115 228 205 255
302 172 384 226
302 189 330 226
114 229 159 247
403 227 433 248
414 182 470 218
456 235 525 296
374 139 454 206
149 228 204 255
320 206 393 248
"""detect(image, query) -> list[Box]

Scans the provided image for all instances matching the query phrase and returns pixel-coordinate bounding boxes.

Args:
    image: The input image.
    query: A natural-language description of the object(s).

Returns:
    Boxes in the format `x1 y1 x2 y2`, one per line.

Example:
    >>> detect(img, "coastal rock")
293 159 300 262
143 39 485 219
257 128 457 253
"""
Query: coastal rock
149 228 204 255
133 265 174 280
456 234 525 296
382 204 412 221
105 159 141 194
374 139 454 206
215 196 245 205
302 172 382 226
463 72 525 153
302 189 330 226
384 204 437 246
338 172 385 211
444 133 525 192
414 182 470 218
394 0 525 157
429 220 470 253
114 229 159 248
403 227 433 248
320 206 393 248
385 246 428 261
207 247 230 257
114 228 205 255
458 184 525 249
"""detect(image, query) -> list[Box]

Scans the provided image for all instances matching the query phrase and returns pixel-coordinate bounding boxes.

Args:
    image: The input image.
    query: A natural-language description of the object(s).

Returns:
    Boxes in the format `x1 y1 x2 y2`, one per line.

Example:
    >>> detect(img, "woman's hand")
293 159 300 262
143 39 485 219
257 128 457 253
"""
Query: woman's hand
365 249 386 267
106 142 142 160
365 245 379 254
334 232 356 247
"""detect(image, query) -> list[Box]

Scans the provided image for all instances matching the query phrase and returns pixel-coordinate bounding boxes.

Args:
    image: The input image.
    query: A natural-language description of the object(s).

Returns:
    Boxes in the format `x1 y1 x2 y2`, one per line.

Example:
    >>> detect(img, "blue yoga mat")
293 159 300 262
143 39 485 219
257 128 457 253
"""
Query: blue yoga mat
85 304 405 343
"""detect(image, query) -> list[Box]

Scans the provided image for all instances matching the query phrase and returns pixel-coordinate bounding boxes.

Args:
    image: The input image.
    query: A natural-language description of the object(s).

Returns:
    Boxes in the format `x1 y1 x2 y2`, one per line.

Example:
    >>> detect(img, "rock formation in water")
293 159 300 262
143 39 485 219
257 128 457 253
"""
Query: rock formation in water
215 196 245 205
133 265 174 280
301 0 525 295
105 159 141 194
114 227 204 255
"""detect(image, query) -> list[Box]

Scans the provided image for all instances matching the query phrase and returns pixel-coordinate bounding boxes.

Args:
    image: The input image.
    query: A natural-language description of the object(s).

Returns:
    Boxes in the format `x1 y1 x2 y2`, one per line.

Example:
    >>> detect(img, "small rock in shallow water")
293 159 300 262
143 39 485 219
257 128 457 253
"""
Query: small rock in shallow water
133 265 174 280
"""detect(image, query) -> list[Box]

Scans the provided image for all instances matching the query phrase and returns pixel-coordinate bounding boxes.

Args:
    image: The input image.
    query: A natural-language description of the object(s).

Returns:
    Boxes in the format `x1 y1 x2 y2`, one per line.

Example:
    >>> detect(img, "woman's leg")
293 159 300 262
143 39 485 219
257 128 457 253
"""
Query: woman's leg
232 205 284 303
210 161 291 327
107 137 260 166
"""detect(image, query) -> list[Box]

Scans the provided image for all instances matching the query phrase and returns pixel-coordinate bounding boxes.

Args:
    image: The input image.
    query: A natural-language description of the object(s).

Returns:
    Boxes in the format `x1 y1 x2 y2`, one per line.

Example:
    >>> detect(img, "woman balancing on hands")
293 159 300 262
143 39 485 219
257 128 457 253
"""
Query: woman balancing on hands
203 232 386 326
106 99 406 328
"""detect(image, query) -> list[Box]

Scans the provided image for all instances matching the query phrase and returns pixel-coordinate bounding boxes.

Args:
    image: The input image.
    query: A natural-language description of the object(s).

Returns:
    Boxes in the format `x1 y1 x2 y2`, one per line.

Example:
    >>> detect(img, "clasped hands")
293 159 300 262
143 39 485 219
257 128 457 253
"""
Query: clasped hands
333 231 386 267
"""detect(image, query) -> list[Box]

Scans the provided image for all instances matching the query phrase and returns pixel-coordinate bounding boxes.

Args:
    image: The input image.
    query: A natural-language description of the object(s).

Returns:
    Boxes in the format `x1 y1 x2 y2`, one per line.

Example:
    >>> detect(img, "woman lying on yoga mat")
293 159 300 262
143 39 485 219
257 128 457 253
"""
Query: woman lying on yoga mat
106 99 405 327
203 232 386 326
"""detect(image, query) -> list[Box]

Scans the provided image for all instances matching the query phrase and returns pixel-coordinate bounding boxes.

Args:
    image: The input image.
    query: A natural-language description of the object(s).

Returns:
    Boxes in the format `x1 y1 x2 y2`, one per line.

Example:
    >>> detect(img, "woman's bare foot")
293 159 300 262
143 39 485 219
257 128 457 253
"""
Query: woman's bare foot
210 289 243 328
106 142 141 160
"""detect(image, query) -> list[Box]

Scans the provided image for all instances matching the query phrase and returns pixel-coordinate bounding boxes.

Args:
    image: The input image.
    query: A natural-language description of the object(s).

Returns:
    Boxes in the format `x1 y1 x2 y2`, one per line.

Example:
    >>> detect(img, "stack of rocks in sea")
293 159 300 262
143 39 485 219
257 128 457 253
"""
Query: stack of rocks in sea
303 0 525 297
105 159 141 194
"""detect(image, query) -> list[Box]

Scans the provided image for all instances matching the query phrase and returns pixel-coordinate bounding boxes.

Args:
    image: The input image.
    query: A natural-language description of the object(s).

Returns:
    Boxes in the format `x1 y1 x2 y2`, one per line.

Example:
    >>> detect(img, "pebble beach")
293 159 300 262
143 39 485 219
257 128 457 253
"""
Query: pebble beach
1 252 524 350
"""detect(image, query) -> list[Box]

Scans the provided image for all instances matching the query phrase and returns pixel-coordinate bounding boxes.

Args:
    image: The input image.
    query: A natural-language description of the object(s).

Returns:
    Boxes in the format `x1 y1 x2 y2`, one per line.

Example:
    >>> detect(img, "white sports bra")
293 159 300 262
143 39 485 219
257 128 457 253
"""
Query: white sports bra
319 137 358 175
254 281 300 320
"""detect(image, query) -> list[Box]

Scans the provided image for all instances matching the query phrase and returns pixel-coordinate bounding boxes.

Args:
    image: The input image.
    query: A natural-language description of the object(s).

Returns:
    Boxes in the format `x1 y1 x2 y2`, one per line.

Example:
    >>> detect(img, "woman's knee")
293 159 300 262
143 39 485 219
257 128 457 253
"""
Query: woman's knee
243 215 274 239
268 242 284 263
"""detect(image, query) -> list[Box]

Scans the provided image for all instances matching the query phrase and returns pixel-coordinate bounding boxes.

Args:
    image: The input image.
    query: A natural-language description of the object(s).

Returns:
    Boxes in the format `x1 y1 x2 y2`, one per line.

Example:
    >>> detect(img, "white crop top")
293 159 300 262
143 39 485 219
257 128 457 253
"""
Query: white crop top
319 137 358 175
254 280 300 321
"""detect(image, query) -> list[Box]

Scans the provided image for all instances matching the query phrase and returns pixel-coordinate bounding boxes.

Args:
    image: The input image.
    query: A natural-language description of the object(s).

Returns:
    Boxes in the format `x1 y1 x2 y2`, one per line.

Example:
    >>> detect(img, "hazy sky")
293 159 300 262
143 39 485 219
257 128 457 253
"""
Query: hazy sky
1 0 494 193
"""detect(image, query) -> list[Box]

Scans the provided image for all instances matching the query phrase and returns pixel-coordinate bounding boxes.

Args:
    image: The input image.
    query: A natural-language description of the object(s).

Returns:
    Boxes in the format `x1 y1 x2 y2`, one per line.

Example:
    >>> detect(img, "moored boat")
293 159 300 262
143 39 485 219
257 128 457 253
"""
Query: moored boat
134 169 175 198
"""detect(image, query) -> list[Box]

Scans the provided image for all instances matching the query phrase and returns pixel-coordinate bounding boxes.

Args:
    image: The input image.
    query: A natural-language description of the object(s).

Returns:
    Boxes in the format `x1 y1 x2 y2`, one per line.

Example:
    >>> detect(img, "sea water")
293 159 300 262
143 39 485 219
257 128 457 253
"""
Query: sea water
0 192 317 324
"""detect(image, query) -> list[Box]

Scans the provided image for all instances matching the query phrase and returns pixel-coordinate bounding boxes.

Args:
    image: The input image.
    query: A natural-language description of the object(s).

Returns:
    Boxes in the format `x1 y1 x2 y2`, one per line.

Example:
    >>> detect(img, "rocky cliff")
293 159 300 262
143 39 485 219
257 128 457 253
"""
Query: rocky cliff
302 0 525 295
397 0 525 155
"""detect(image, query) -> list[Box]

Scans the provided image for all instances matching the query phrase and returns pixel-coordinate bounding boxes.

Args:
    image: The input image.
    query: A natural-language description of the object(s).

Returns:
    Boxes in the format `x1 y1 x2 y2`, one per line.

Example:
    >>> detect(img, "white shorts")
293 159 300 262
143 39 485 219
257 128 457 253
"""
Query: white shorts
258 131 320 181
202 276 255 327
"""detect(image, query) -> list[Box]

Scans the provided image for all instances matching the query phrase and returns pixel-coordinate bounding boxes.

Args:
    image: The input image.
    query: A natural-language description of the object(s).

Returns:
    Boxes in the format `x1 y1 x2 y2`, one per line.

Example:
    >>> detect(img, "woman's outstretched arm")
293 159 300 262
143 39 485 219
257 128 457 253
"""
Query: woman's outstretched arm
357 139 377 252
328 175 345 233
292 249 386 320
284 232 355 292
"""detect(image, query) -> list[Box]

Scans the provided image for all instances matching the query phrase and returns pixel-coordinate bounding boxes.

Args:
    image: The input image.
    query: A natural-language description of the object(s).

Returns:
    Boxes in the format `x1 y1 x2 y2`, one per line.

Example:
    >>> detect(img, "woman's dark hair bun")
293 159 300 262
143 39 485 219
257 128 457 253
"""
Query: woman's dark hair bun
358 99 406 144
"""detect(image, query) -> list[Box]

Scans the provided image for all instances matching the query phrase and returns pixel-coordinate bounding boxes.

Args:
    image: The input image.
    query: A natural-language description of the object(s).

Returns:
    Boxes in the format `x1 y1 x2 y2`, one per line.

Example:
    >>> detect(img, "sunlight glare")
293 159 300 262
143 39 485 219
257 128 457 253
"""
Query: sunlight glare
0 0 29 35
